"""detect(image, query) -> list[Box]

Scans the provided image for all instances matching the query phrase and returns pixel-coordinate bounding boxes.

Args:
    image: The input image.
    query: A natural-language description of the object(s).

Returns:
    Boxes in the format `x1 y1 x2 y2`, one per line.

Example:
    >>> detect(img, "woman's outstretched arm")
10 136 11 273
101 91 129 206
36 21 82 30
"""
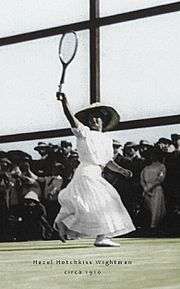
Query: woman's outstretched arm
106 160 133 178
57 93 79 128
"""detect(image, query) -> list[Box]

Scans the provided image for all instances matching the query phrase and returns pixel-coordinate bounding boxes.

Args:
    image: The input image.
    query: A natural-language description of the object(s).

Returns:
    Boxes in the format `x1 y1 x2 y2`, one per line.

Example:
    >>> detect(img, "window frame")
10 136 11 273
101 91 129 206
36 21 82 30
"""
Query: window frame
0 1 180 143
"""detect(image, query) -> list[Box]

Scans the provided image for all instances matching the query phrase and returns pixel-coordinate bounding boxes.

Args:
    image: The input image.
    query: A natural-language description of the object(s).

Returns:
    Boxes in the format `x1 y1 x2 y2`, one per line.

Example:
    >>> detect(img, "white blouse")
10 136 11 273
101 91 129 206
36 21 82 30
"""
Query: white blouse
71 124 113 166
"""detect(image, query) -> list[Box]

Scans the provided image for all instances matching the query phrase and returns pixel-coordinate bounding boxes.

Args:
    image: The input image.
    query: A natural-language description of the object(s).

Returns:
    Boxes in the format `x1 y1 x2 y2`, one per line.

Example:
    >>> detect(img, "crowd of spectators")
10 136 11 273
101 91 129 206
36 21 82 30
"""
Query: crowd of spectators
0 133 180 242
0 140 79 242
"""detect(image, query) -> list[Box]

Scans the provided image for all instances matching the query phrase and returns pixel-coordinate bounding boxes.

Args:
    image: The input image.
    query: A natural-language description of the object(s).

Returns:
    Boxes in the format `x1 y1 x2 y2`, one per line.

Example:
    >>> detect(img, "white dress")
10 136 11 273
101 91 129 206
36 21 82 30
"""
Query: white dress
54 124 135 237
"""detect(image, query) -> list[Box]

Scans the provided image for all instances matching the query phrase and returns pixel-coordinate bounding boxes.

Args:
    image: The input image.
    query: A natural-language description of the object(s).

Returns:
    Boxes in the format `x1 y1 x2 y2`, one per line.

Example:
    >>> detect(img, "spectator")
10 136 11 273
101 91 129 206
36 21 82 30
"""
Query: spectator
139 140 154 162
140 147 166 231
34 142 49 159
156 138 173 153
0 132 180 240
6 150 40 205
61 140 73 156
123 142 139 159
163 135 180 214
172 136 180 211
33 142 52 176
8 191 53 241
68 150 80 172
123 142 144 218
112 139 122 157
56 141 75 188
171 134 180 151
0 157 12 241
10 161 42 201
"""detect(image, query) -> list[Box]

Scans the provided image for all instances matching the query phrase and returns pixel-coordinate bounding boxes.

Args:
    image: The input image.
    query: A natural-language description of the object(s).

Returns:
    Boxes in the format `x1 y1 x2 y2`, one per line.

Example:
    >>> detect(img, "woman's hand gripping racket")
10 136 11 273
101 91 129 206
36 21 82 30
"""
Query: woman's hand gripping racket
56 31 78 101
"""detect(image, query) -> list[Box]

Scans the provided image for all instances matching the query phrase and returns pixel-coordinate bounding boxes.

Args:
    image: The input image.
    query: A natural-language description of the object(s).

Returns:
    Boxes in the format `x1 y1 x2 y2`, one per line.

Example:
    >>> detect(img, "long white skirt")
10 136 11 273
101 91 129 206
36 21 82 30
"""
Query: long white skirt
54 163 135 238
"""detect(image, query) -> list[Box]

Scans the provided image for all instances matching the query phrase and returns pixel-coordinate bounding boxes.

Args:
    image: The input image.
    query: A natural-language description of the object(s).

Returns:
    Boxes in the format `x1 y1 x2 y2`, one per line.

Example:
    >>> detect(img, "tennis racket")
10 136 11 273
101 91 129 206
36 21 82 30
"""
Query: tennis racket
56 31 78 100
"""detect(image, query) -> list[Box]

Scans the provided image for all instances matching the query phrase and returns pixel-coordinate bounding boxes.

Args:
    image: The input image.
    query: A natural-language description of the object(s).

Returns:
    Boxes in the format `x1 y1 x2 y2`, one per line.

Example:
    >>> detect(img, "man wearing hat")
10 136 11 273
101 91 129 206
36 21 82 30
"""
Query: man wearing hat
171 134 180 151
112 139 122 157
139 140 154 161
163 134 180 216
54 94 135 246
156 138 174 153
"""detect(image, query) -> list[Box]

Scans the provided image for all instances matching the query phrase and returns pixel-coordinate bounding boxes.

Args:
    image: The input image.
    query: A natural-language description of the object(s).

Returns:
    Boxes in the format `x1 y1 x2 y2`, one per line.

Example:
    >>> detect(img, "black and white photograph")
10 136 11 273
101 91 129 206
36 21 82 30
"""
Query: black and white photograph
0 1 180 289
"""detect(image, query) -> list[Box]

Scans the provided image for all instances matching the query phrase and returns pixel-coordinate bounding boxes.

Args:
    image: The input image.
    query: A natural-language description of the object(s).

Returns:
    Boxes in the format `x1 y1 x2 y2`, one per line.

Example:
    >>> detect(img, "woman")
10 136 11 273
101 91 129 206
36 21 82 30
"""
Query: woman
140 148 166 229
54 94 135 246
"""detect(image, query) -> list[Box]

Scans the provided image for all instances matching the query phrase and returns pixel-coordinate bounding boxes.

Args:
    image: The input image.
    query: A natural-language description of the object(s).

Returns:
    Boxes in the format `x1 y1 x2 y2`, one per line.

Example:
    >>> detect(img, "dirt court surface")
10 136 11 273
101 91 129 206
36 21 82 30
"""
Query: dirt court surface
0 238 179 289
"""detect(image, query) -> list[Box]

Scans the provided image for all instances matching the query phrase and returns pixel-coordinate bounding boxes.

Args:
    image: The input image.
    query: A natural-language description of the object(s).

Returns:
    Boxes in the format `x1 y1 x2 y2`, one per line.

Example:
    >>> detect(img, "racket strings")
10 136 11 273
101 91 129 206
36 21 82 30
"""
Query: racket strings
59 32 77 64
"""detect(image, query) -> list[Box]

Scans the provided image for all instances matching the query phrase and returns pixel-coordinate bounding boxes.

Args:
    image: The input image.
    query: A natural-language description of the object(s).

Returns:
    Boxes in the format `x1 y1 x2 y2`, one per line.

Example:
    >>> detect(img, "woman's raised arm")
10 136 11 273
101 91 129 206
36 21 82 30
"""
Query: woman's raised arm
57 93 79 128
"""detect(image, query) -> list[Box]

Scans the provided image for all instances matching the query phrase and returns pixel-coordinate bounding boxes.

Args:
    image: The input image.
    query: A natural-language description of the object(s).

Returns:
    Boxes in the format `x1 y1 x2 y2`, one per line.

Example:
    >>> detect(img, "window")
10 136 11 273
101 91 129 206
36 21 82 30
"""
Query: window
109 124 180 146
0 1 180 143
100 12 180 121
0 31 89 135
0 0 89 37
100 0 178 17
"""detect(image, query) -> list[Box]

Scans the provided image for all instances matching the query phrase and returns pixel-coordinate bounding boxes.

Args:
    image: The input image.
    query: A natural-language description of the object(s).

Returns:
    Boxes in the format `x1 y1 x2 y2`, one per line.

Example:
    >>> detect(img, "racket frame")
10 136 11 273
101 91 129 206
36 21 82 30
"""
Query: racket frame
57 31 78 95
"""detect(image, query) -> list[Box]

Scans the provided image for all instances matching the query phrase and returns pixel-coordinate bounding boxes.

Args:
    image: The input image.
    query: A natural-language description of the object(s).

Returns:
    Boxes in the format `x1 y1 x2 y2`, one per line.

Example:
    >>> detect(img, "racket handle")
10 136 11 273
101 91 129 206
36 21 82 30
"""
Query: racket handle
60 68 66 85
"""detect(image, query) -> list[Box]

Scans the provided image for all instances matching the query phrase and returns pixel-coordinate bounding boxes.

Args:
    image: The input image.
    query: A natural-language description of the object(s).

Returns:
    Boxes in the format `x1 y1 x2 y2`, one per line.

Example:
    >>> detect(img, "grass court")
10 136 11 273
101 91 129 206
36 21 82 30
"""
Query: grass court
0 238 179 289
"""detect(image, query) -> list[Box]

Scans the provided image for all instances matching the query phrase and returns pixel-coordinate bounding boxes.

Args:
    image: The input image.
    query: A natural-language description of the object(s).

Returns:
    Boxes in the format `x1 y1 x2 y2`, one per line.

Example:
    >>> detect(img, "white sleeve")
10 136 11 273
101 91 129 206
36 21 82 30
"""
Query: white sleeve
71 123 90 138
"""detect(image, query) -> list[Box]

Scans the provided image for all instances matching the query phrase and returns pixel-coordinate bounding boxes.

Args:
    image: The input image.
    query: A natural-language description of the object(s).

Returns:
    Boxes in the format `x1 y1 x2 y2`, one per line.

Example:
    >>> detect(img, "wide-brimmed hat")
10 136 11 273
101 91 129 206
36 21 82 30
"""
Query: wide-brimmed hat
157 138 172 145
34 142 49 152
75 103 120 131
61 140 72 148
139 140 154 147
124 141 139 150
24 191 39 202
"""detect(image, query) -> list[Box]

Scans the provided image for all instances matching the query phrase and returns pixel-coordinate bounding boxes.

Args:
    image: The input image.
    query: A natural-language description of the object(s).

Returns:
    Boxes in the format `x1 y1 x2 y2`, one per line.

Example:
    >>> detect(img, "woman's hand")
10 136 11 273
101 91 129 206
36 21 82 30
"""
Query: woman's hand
56 92 67 103
56 92 79 128
126 169 133 179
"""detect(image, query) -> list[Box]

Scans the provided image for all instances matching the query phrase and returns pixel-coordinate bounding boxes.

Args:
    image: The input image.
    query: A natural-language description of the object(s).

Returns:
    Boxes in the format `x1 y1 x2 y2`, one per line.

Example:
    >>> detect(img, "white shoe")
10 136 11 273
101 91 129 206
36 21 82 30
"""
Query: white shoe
94 238 120 247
